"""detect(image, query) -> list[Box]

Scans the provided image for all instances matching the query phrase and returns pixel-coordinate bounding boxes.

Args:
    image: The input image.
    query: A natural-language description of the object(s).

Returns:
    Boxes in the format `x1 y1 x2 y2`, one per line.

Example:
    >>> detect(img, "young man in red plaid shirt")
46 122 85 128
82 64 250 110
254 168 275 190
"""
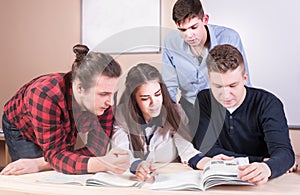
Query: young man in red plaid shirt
1 44 130 175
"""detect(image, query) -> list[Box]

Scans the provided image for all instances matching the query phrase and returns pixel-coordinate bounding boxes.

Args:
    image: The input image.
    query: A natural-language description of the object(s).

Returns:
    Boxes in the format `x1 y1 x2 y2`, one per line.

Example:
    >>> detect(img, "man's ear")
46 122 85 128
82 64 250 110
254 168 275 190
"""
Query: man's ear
243 73 249 85
202 14 209 25
77 83 84 94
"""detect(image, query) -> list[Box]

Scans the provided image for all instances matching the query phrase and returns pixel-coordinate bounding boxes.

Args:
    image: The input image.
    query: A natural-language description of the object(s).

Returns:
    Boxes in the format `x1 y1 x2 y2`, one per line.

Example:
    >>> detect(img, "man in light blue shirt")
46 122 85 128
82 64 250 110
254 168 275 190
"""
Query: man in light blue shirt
162 0 251 134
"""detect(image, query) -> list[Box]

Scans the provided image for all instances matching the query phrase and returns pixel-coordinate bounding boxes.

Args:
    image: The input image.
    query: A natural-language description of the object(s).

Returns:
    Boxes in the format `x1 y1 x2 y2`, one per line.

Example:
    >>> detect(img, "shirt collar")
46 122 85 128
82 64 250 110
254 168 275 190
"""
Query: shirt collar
206 24 218 51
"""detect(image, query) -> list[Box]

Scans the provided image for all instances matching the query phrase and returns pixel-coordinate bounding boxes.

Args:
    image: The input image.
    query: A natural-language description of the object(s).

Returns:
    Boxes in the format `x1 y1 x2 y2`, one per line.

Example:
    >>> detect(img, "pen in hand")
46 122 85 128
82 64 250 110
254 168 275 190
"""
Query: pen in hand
138 171 157 188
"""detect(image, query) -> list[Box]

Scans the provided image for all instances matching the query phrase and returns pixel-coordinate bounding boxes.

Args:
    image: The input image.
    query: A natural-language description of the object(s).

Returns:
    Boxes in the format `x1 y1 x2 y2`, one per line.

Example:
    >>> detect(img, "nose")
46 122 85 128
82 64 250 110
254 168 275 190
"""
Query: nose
223 87 231 99
149 97 154 105
185 29 193 38
105 94 114 106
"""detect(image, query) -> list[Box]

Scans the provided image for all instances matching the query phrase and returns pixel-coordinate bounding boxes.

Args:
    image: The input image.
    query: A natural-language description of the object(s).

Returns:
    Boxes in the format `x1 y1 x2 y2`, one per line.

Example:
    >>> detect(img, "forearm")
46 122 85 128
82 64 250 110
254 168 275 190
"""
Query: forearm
45 150 89 174
35 157 52 172
264 149 295 178
87 157 107 173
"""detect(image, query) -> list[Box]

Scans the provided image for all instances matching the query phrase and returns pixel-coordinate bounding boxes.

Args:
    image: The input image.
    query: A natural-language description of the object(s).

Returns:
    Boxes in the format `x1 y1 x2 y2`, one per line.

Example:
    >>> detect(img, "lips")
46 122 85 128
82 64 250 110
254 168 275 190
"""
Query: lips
149 106 160 113
187 39 196 44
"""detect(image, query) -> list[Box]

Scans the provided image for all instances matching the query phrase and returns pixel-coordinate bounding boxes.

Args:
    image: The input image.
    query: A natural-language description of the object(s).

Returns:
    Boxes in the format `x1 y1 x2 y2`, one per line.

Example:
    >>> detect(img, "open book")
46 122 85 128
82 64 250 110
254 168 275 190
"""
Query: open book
150 157 254 191
38 171 142 188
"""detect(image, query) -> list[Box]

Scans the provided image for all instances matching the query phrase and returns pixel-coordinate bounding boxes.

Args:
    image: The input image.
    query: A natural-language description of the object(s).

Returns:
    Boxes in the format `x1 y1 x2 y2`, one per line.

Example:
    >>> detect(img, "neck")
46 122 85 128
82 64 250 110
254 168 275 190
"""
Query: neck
236 87 247 108
190 45 206 57
190 26 209 57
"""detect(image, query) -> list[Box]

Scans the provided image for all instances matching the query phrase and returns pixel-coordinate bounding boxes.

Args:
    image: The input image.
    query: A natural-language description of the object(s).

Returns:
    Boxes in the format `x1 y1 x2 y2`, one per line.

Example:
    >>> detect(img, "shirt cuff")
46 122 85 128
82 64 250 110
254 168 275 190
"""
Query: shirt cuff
188 153 206 169
130 159 143 174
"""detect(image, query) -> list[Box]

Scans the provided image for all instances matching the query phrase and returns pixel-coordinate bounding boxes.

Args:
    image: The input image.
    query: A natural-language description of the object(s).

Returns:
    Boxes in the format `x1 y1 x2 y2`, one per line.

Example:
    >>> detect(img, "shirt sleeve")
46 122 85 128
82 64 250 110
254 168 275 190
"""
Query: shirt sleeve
174 133 201 163
259 96 295 178
76 107 113 157
28 88 90 174
162 44 179 103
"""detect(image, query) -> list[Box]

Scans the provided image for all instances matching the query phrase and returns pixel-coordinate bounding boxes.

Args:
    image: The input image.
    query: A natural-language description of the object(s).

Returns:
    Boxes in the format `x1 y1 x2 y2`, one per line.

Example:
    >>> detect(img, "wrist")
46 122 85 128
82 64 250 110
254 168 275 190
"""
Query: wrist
196 157 211 169
87 157 107 173
36 157 51 172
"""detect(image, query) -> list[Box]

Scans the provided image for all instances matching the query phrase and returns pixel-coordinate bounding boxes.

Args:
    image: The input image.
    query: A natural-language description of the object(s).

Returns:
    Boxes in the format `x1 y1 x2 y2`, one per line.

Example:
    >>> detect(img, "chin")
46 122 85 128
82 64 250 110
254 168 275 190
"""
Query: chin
95 110 104 116
150 112 160 118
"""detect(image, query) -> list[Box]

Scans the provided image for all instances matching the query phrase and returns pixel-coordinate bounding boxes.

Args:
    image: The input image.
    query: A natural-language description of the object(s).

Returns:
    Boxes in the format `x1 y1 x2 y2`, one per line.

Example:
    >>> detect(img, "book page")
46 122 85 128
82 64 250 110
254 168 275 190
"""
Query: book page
149 170 203 191
202 157 249 177
86 171 140 187
201 157 253 190
37 172 92 185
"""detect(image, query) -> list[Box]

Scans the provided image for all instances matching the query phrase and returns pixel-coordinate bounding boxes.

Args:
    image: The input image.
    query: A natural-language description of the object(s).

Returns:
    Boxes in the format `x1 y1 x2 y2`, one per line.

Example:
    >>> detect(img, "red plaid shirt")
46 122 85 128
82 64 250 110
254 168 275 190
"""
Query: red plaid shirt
3 72 114 174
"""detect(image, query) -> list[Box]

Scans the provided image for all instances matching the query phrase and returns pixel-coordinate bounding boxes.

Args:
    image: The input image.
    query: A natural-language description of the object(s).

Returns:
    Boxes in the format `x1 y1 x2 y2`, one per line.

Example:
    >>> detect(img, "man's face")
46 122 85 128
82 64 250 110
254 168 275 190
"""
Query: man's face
176 15 208 47
81 75 119 116
209 66 248 108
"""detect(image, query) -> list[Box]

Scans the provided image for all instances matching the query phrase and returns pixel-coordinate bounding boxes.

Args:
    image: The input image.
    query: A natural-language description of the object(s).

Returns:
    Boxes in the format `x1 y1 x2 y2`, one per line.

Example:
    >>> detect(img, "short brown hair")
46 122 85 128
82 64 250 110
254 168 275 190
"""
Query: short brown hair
172 0 204 25
206 44 245 74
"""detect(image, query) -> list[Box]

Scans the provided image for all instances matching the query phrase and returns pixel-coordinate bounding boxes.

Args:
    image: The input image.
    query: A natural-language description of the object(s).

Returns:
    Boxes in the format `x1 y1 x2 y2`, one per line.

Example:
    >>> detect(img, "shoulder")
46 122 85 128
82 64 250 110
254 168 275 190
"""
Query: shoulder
197 89 211 100
25 73 68 100
163 30 185 49
246 87 283 106
28 73 66 92
208 24 240 36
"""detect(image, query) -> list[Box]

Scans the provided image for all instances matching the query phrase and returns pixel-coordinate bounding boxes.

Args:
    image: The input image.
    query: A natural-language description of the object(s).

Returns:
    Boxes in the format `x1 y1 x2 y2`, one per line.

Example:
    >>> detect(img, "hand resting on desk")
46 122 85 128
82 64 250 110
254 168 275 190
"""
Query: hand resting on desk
0 157 51 175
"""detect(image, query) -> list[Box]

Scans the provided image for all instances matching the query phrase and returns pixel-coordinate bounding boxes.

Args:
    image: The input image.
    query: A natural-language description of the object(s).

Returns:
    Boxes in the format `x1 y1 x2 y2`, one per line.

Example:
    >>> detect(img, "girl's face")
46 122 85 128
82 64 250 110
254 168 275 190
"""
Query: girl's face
135 80 163 123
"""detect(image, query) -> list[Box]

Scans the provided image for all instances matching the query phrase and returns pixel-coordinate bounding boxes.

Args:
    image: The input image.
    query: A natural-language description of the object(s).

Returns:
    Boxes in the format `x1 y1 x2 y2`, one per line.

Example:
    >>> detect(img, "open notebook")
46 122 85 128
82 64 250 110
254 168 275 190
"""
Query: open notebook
150 157 254 191
38 171 142 188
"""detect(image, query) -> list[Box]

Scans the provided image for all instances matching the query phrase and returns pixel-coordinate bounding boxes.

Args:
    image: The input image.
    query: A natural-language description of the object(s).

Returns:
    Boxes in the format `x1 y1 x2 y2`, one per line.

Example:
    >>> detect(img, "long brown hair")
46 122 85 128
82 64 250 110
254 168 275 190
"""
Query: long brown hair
118 63 188 158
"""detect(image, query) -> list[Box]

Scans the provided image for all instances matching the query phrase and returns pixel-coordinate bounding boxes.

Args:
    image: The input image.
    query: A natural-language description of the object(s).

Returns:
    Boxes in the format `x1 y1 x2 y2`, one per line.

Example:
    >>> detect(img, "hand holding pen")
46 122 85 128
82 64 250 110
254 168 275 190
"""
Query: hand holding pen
135 161 156 182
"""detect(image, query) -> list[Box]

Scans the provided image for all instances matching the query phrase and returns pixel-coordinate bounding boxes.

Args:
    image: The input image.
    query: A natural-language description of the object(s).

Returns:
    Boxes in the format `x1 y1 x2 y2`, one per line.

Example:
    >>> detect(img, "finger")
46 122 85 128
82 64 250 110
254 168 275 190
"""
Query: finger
220 155 234 160
238 164 249 172
237 165 256 179
10 168 29 175
247 171 267 184
3 166 20 175
136 170 147 181
149 166 156 172
112 149 129 155
0 163 17 175
239 168 257 181
252 176 268 185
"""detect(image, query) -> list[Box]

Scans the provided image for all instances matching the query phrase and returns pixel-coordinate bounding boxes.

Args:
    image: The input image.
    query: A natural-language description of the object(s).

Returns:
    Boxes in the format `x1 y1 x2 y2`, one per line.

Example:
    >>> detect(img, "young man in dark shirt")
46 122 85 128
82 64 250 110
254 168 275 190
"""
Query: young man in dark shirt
193 44 297 184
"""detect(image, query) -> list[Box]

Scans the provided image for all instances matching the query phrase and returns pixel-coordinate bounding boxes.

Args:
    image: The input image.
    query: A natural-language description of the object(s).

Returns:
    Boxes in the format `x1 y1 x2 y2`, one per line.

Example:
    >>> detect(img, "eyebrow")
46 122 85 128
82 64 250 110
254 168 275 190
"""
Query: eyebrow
139 89 161 97
212 81 239 87
177 22 198 31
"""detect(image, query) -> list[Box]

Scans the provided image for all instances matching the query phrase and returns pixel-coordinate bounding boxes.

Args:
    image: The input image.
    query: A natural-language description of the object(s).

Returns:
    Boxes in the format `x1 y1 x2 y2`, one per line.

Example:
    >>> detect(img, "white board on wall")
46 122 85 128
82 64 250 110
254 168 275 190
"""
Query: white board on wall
81 0 161 54
201 0 300 127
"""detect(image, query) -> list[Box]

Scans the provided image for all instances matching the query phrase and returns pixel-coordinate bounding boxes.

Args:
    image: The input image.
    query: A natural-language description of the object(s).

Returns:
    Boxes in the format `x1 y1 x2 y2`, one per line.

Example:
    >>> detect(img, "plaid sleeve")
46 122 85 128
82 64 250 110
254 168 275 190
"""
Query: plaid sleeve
27 87 90 174
75 107 114 156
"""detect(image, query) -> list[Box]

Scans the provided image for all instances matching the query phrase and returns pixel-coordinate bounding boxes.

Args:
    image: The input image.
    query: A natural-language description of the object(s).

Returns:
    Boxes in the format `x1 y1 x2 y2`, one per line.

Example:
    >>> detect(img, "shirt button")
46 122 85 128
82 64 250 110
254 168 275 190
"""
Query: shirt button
229 115 233 119
230 126 234 130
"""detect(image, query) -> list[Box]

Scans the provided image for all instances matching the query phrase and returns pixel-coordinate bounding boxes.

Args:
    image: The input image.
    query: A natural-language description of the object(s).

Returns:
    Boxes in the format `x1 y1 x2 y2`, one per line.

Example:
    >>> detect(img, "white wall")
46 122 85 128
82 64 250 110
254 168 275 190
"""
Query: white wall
202 0 300 127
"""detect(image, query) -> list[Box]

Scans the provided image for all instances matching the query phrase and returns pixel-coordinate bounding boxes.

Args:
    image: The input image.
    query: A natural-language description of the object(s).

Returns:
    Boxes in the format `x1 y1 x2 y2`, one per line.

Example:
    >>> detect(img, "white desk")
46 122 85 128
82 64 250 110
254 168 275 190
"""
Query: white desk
0 161 299 195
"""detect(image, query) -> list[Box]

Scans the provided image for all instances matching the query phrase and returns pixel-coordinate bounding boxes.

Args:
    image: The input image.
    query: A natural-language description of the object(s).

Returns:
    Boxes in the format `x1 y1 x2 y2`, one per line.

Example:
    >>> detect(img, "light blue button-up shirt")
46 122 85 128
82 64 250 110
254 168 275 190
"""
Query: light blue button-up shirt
162 24 251 104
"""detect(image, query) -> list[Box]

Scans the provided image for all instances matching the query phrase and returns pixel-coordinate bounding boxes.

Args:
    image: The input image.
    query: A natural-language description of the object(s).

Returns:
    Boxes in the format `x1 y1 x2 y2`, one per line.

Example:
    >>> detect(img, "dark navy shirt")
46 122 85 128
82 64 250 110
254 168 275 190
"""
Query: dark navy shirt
193 87 295 178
